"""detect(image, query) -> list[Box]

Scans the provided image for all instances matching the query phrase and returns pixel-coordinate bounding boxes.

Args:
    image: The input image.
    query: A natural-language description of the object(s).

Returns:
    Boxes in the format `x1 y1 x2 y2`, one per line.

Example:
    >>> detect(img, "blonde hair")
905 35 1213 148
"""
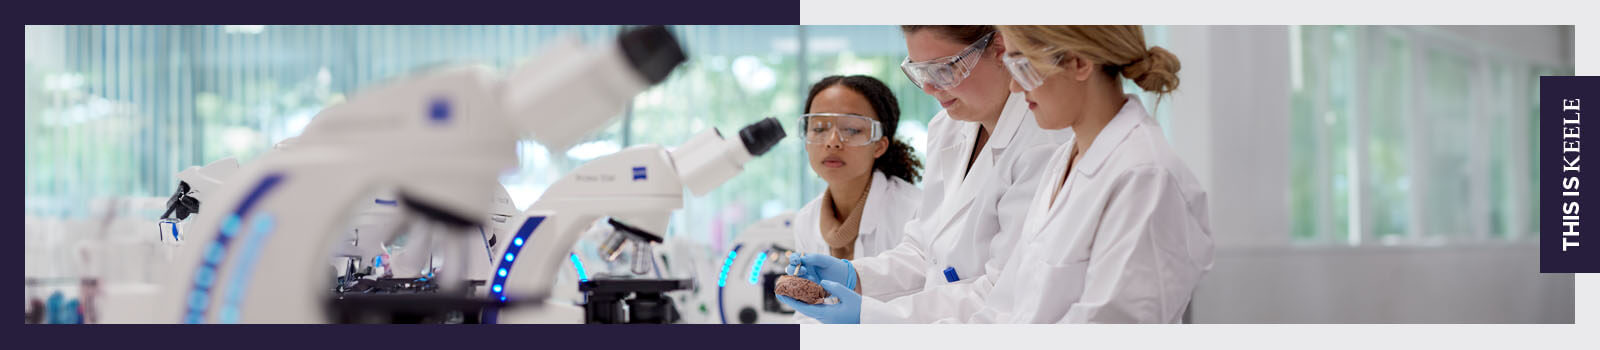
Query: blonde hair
996 25 1180 95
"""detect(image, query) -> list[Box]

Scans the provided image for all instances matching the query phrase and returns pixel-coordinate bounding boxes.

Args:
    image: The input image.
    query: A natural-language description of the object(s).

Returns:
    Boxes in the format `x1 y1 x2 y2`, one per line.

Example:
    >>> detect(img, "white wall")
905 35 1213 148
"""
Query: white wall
1163 25 1573 323
1166 25 1293 249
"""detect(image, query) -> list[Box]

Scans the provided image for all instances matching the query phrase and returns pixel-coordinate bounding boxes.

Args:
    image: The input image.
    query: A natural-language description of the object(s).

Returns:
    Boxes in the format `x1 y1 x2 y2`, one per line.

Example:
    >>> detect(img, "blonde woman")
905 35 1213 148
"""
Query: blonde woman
969 25 1213 323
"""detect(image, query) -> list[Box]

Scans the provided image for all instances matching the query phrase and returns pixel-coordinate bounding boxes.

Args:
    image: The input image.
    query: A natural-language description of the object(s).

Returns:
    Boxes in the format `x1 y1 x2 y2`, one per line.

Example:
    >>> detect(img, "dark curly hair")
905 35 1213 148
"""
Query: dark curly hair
804 75 923 184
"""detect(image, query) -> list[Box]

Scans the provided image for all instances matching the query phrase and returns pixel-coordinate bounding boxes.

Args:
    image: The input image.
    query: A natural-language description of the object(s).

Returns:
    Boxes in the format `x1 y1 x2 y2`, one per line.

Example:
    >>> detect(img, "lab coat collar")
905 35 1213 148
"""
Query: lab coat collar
946 92 1029 153
856 170 892 237
984 92 1031 151
1020 145 1071 242
926 98 1026 239
1069 94 1148 177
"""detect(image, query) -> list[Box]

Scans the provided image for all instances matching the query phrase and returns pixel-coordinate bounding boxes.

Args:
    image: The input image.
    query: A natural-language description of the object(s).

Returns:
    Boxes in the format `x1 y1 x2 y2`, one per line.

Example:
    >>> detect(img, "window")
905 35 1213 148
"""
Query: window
1287 26 1567 244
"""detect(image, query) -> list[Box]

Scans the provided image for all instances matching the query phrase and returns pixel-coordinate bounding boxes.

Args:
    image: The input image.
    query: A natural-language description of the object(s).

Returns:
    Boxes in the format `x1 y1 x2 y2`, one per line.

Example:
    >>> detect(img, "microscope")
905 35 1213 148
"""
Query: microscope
716 213 797 324
159 25 690 323
157 155 519 323
485 117 787 324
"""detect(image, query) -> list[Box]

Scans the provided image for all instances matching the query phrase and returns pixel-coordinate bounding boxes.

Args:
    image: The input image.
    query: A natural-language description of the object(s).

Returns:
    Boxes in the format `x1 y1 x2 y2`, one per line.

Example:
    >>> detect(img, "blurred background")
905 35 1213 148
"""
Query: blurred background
22 25 1573 323
1163 25 1572 323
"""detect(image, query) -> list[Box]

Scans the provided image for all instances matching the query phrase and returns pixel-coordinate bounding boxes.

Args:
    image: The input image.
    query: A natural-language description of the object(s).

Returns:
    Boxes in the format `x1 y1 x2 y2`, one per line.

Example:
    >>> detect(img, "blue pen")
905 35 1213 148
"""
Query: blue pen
943 267 960 283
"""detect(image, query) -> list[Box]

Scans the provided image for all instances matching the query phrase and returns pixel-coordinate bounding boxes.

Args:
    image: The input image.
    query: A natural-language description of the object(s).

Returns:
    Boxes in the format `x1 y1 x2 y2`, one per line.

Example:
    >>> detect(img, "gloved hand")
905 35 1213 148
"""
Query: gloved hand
786 253 857 290
776 280 861 324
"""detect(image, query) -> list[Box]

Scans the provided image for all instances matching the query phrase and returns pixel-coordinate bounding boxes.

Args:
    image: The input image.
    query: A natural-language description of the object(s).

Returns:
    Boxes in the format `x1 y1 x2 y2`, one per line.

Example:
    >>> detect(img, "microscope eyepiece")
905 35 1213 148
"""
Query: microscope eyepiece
617 25 687 86
161 181 200 220
738 117 786 157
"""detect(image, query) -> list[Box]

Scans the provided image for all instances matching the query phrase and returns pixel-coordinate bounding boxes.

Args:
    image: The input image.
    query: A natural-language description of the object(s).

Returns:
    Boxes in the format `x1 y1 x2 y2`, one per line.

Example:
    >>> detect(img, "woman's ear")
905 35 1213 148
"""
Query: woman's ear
873 139 889 158
1070 53 1095 82
990 33 1007 60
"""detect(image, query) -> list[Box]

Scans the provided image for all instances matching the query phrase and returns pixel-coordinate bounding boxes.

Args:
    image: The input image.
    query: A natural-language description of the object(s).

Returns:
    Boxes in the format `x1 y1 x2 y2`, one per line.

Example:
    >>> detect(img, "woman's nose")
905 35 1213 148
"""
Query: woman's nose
1009 79 1023 93
822 130 845 149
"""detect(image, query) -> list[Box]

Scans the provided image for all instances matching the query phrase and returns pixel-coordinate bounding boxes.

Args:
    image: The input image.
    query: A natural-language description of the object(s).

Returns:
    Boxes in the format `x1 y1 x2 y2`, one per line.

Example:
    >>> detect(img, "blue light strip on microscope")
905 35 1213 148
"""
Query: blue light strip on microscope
489 216 546 303
716 243 743 324
569 253 589 282
748 250 768 285
218 213 276 323
182 173 284 324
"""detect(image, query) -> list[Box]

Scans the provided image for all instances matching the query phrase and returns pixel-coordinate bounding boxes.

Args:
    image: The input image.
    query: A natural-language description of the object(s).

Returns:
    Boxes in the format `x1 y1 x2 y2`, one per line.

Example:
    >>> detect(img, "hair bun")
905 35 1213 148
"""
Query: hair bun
1121 46 1181 94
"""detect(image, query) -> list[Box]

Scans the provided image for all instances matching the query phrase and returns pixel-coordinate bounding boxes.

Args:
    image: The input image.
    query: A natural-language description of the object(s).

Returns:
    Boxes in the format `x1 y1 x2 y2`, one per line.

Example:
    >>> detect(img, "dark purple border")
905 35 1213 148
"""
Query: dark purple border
19 324 800 349
15 0 800 25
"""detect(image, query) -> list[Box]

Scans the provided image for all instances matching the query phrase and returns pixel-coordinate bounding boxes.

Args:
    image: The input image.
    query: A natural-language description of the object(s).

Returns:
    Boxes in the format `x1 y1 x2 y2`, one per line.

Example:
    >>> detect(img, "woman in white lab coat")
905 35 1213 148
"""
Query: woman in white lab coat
784 25 1211 324
791 75 924 265
780 26 1066 324
964 25 1212 323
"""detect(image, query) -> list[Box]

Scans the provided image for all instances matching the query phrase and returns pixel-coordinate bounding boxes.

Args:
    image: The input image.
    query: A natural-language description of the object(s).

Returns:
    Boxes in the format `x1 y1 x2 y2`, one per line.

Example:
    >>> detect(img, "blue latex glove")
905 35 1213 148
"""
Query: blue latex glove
786 253 857 290
776 280 861 324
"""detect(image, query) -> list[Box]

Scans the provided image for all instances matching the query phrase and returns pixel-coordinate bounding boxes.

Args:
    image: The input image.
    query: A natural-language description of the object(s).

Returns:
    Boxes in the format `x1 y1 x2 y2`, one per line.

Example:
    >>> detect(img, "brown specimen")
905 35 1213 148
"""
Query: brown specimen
775 275 830 304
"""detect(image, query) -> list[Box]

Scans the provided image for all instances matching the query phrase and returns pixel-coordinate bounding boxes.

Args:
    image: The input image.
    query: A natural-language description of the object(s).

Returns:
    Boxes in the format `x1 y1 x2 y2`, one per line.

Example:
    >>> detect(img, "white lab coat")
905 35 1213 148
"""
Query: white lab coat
851 92 1067 307
862 95 1214 323
792 170 923 265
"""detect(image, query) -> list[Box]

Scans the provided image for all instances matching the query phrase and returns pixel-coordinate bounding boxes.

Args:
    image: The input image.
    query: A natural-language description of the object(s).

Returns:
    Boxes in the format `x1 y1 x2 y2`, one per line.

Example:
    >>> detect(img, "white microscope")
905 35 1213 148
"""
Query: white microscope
156 156 521 324
486 117 787 324
715 213 796 324
156 145 518 284
159 25 691 324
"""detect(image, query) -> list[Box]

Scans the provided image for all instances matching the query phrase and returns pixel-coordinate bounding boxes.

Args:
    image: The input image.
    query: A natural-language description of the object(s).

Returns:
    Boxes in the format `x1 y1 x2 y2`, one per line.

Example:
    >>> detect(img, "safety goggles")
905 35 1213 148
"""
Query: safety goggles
799 113 883 147
1003 49 1065 91
900 32 995 90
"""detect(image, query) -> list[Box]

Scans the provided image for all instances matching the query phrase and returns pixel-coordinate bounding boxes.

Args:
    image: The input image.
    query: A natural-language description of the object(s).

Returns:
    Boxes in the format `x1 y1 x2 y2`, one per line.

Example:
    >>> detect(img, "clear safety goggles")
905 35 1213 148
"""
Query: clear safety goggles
799 113 883 147
1003 50 1065 91
900 32 995 90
